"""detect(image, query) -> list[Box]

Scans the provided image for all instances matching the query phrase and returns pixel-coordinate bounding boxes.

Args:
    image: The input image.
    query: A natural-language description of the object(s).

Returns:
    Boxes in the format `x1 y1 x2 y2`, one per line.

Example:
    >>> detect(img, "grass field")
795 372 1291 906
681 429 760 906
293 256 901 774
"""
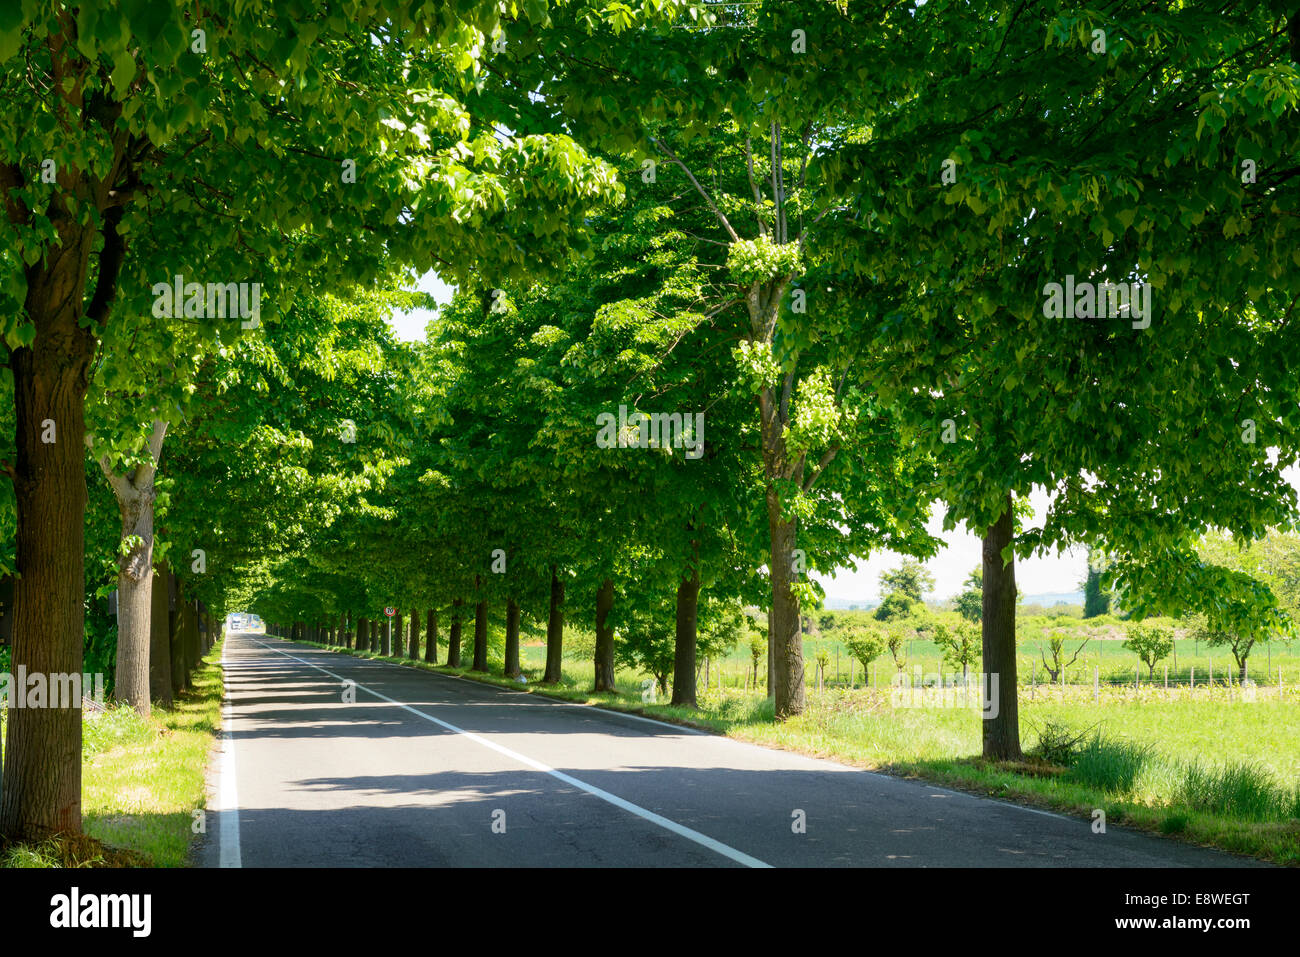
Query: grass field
749 633 1300 690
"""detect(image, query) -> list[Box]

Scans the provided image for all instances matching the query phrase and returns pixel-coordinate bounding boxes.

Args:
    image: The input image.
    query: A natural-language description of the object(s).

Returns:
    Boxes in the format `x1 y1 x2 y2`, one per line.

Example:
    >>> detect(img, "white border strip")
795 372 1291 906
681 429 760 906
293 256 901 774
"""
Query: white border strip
218 638 242 868
255 639 771 869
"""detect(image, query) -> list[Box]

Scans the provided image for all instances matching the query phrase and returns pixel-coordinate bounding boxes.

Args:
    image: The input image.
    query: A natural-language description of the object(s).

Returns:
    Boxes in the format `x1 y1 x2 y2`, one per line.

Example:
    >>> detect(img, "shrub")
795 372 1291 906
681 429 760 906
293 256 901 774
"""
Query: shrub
1030 720 1092 766
1178 760 1290 821
1069 734 1152 793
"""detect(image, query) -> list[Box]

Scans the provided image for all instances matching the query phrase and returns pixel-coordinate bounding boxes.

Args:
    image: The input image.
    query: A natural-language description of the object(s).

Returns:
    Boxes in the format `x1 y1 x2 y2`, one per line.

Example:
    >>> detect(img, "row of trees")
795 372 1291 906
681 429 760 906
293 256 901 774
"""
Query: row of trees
5 1 1300 840
0 0 681 840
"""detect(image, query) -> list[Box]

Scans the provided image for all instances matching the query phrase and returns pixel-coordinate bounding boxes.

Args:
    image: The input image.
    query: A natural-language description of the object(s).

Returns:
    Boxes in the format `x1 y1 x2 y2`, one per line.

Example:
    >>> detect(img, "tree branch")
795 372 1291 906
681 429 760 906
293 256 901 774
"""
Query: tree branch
745 137 766 237
85 204 125 329
652 137 738 242
802 446 840 493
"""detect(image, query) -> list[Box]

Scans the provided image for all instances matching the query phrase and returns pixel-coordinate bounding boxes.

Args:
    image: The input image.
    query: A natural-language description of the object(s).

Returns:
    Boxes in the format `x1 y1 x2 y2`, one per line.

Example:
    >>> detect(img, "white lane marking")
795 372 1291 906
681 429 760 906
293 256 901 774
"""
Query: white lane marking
254 638 771 869
219 636 242 868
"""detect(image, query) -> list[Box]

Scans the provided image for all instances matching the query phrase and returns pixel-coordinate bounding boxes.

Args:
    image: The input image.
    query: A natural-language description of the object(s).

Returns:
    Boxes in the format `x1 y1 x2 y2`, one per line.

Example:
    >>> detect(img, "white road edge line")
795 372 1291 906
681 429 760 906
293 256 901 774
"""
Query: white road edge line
218 637 242 868
253 637 772 869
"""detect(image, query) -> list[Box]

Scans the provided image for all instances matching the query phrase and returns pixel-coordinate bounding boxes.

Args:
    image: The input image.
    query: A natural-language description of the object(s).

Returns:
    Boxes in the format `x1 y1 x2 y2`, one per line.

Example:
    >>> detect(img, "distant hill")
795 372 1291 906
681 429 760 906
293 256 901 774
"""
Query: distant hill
822 590 1084 611
822 597 878 611
1020 591 1086 607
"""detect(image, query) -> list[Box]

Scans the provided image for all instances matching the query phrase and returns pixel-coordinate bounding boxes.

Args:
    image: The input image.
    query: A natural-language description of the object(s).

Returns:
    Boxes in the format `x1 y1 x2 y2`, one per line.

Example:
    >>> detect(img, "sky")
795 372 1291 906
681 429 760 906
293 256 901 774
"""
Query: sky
385 269 1295 603
387 269 456 341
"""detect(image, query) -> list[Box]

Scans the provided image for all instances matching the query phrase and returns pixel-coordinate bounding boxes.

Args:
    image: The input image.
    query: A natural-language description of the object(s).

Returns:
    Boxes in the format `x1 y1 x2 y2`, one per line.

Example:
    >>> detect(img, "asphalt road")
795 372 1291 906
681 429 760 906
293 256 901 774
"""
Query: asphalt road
196 631 1263 868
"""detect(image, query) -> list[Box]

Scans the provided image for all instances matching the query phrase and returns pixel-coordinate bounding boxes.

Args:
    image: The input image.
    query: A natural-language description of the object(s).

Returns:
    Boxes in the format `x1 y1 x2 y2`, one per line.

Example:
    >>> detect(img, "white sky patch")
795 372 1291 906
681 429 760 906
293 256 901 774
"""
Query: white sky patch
387 269 456 342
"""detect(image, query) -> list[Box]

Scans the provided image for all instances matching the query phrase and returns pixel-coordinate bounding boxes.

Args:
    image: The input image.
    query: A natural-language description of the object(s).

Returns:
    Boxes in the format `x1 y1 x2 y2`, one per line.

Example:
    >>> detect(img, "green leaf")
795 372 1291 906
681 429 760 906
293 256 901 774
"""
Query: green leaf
110 46 135 95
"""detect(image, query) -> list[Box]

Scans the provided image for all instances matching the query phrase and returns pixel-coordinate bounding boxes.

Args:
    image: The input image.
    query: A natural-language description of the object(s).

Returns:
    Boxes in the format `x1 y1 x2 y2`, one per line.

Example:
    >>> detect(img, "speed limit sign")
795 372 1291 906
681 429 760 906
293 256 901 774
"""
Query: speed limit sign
384 607 396 618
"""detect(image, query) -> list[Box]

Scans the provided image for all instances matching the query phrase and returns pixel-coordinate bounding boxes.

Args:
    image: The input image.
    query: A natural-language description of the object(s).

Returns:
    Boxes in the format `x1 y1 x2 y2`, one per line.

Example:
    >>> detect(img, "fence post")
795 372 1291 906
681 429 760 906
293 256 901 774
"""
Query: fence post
1190 666 1195 691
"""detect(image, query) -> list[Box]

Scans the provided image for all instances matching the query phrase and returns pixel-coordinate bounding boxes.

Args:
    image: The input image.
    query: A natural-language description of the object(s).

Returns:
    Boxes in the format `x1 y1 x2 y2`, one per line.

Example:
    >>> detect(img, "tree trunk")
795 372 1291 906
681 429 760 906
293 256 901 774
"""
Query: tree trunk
1 289 97 835
170 578 188 697
767 491 805 719
369 618 378 652
112 481 157 715
472 597 489 672
749 272 805 718
504 599 521 678
447 601 463 667
408 607 420 659
191 604 204 669
593 579 615 692
179 601 199 688
982 492 1022 761
356 616 367 652
178 602 193 688
424 609 438 664
766 605 774 699
672 571 700 707
149 562 173 709
543 567 564 684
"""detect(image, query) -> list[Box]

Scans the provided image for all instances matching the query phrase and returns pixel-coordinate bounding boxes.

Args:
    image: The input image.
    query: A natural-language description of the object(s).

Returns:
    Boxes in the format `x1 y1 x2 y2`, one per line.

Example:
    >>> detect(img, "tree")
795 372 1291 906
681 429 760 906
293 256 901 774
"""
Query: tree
842 626 885 681
1037 629 1092 685
885 626 908 677
1123 623 1174 679
953 567 982 624
879 559 935 605
1083 552 1111 619
748 627 767 688
873 590 915 623
932 621 980 685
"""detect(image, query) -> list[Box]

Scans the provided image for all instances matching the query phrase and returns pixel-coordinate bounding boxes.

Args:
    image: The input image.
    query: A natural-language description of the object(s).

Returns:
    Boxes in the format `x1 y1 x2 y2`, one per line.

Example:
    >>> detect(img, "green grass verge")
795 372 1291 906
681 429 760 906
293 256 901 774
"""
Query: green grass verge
289 634 1300 866
0 638 226 868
